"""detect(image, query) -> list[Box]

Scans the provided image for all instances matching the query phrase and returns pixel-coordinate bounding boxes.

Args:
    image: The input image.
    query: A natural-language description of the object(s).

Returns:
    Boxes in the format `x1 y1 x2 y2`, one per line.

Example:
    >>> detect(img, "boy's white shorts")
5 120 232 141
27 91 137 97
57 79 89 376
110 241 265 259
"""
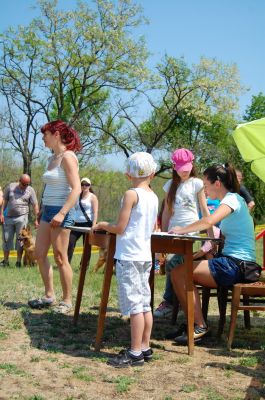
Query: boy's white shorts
115 260 152 316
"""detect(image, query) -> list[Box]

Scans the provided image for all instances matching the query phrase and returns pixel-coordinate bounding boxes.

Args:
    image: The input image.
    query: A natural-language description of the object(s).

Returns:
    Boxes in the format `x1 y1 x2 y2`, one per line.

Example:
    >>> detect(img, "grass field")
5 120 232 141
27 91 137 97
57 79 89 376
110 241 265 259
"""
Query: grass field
0 243 264 399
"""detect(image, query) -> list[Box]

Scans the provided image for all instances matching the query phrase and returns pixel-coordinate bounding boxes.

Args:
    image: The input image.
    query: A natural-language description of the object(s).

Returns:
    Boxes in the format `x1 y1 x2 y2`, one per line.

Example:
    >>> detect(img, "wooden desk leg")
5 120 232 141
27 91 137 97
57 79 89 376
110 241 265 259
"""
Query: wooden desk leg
95 234 116 351
73 233 92 325
150 253 155 312
185 241 194 355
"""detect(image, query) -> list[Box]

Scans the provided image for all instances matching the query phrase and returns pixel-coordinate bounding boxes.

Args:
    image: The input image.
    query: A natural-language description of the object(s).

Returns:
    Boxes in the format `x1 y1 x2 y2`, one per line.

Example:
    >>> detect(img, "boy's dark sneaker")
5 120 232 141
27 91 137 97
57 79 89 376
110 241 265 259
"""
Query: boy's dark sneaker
165 323 187 339
0 259 9 267
142 348 153 362
15 261 21 268
107 349 144 368
174 324 209 345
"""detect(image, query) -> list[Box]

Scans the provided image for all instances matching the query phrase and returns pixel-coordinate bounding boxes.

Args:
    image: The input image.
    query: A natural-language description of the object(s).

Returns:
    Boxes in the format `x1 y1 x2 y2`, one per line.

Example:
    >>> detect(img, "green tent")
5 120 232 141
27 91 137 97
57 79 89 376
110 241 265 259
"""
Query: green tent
233 117 265 182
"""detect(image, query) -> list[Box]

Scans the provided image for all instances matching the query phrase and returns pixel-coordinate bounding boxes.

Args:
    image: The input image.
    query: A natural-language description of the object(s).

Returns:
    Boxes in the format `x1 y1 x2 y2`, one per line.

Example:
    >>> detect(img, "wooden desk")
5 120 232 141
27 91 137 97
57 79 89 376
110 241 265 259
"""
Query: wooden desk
71 227 116 351
151 233 195 355
70 227 116 327
72 227 218 355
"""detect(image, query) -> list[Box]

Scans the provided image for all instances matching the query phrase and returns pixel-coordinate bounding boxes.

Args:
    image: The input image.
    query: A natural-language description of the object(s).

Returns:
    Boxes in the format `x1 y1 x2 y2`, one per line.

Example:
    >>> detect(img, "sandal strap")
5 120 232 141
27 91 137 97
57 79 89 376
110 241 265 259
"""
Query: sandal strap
53 301 72 314
58 301 72 308
41 297 56 304
28 297 55 309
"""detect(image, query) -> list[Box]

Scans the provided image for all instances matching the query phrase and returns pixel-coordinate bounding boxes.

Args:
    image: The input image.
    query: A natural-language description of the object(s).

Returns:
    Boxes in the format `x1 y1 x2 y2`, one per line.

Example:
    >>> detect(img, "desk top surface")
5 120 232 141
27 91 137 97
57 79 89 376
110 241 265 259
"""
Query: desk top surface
68 226 91 232
152 232 221 242
68 226 220 242
68 226 109 235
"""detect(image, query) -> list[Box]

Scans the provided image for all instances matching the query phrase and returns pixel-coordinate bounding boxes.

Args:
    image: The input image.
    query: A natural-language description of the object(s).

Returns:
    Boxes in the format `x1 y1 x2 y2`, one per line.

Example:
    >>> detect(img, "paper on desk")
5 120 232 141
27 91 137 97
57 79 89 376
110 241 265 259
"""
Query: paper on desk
68 226 91 232
152 231 203 239
152 232 218 240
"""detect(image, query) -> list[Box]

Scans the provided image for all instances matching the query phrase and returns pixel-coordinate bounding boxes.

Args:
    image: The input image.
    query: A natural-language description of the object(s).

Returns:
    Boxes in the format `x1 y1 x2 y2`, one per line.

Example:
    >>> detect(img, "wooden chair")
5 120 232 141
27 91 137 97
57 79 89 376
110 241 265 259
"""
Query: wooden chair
172 229 265 337
172 285 230 336
227 229 265 349
171 237 228 335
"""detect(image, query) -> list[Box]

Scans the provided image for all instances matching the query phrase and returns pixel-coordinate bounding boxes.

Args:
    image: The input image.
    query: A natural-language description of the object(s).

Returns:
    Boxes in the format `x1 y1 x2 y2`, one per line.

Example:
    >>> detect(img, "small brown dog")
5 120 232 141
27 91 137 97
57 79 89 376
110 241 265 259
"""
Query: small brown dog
18 226 37 267
93 247 107 272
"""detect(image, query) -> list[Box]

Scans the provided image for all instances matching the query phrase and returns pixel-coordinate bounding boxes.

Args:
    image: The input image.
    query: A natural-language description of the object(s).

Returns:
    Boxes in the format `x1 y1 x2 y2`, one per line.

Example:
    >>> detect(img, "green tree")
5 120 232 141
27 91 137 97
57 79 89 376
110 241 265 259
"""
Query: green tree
244 92 265 121
96 55 243 173
0 25 43 175
0 0 149 173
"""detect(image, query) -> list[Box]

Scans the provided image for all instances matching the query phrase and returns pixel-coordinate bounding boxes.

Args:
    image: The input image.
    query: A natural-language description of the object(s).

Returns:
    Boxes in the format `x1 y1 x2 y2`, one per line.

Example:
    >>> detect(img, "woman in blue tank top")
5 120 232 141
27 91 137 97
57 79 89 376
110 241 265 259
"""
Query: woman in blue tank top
168 163 260 345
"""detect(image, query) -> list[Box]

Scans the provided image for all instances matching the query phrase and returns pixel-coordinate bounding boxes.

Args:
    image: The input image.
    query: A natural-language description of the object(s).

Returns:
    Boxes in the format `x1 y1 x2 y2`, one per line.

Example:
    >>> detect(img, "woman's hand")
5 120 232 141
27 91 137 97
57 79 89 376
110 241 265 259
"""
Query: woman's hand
0 213 5 225
36 211 42 225
50 213 64 228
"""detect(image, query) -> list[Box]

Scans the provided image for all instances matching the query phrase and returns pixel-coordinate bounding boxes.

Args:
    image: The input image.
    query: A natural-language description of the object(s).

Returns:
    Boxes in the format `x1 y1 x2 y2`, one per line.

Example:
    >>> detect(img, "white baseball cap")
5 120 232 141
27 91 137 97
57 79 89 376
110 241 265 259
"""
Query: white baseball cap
81 177 91 185
127 152 157 178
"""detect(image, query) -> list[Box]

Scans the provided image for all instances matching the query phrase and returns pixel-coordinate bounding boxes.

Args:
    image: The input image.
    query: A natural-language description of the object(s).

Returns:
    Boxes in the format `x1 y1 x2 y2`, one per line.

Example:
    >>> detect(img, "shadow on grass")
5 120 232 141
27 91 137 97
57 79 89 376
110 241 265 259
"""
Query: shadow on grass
3 301 27 310
205 351 265 400
7 303 133 360
206 325 265 400
151 314 226 342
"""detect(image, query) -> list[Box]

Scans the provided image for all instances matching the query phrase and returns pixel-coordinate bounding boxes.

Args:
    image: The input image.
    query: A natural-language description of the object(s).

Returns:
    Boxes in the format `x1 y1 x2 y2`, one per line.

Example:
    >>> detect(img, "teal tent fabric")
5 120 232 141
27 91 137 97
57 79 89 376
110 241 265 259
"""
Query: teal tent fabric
233 118 265 182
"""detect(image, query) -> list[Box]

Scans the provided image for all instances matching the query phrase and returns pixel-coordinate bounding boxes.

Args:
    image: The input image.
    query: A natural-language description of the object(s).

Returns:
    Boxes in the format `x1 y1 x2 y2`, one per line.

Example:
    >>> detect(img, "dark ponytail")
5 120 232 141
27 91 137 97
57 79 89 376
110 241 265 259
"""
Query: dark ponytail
203 163 239 193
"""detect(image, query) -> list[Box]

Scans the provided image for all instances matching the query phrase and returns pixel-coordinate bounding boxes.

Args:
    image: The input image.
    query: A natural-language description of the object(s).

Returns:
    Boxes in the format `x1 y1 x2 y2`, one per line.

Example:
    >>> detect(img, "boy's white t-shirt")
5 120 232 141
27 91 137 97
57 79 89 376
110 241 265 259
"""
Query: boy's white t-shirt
115 188 158 262
163 177 203 230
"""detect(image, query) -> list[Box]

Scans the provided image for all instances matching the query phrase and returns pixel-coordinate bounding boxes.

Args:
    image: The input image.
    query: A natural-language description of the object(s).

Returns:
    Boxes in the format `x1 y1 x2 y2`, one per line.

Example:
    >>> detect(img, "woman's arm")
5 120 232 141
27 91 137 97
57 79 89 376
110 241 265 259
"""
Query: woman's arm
93 189 137 235
169 203 233 235
161 197 170 231
0 187 9 224
0 190 3 208
91 194 98 226
197 189 214 237
197 189 209 217
0 197 5 224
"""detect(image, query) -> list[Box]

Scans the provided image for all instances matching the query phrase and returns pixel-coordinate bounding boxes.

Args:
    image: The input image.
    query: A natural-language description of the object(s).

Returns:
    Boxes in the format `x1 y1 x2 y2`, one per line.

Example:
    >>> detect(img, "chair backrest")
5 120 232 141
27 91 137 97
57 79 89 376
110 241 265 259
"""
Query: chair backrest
256 228 265 271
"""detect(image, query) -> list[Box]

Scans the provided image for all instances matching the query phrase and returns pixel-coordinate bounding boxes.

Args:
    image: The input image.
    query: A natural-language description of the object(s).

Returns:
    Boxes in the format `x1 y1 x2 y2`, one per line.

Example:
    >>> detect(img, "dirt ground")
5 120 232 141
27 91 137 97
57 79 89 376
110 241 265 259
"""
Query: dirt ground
0 300 264 400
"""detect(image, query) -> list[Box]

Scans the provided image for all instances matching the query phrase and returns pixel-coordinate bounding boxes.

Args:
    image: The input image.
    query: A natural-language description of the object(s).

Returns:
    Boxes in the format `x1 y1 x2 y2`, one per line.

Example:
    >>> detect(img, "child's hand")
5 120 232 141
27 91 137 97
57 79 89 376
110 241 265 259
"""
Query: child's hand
168 226 183 234
92 221 108 232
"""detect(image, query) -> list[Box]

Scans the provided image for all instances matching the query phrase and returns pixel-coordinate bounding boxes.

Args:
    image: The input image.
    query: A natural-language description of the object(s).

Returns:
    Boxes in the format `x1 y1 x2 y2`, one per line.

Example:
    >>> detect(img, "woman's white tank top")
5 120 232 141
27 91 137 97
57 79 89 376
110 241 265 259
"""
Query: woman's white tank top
42 151 78 206
75 194 94 223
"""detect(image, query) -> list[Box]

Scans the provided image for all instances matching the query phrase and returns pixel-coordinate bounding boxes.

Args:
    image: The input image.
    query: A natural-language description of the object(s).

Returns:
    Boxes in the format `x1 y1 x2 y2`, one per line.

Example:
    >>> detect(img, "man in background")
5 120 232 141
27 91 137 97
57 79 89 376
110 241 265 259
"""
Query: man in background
0 174 39 267
236 169 255 211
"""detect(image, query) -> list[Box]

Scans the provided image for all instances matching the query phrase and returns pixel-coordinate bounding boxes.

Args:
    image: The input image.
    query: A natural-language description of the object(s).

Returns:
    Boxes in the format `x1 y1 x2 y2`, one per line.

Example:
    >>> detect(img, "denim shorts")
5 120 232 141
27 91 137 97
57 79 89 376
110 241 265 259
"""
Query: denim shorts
41 205 75 228
165 253 184 272
208 256 241 286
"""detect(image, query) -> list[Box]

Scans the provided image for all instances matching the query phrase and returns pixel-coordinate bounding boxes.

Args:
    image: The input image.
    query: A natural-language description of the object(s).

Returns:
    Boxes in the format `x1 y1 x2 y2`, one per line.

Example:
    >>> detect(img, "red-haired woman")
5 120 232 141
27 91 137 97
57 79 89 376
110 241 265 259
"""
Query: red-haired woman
28 120 81 314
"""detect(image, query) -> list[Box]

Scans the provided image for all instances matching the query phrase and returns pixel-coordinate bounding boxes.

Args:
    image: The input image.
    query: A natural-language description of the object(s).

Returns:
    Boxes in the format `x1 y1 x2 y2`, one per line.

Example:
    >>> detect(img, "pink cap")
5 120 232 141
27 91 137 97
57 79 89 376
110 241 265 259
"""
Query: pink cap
171 148 194 172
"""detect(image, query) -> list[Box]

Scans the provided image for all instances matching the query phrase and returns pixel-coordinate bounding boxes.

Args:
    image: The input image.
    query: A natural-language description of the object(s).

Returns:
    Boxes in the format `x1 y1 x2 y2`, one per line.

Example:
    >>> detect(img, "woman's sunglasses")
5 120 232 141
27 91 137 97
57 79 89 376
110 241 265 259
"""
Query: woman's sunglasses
81 183 90 187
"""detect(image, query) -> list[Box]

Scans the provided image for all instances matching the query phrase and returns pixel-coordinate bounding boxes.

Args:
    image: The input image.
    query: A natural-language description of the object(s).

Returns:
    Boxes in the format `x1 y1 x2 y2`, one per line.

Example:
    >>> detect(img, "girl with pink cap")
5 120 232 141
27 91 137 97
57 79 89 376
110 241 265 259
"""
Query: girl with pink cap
154 148 212 339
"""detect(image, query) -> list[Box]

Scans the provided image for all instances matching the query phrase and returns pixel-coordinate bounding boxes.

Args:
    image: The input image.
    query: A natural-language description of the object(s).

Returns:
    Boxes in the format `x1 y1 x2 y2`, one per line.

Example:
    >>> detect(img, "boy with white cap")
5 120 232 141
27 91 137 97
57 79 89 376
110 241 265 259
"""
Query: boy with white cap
93 152 158 368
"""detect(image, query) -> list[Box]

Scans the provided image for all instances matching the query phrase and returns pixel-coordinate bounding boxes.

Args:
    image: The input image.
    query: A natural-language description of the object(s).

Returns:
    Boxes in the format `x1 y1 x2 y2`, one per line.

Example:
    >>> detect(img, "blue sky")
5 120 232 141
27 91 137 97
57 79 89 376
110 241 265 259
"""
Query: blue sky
1 0 264 114
141 0 265 114
1 0 264 168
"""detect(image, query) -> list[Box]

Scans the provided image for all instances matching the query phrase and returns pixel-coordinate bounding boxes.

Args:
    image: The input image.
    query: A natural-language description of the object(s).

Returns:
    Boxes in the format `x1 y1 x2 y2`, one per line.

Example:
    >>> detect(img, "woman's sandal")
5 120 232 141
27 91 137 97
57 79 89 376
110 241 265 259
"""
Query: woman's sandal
28 297 56 309
52 301 73 314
